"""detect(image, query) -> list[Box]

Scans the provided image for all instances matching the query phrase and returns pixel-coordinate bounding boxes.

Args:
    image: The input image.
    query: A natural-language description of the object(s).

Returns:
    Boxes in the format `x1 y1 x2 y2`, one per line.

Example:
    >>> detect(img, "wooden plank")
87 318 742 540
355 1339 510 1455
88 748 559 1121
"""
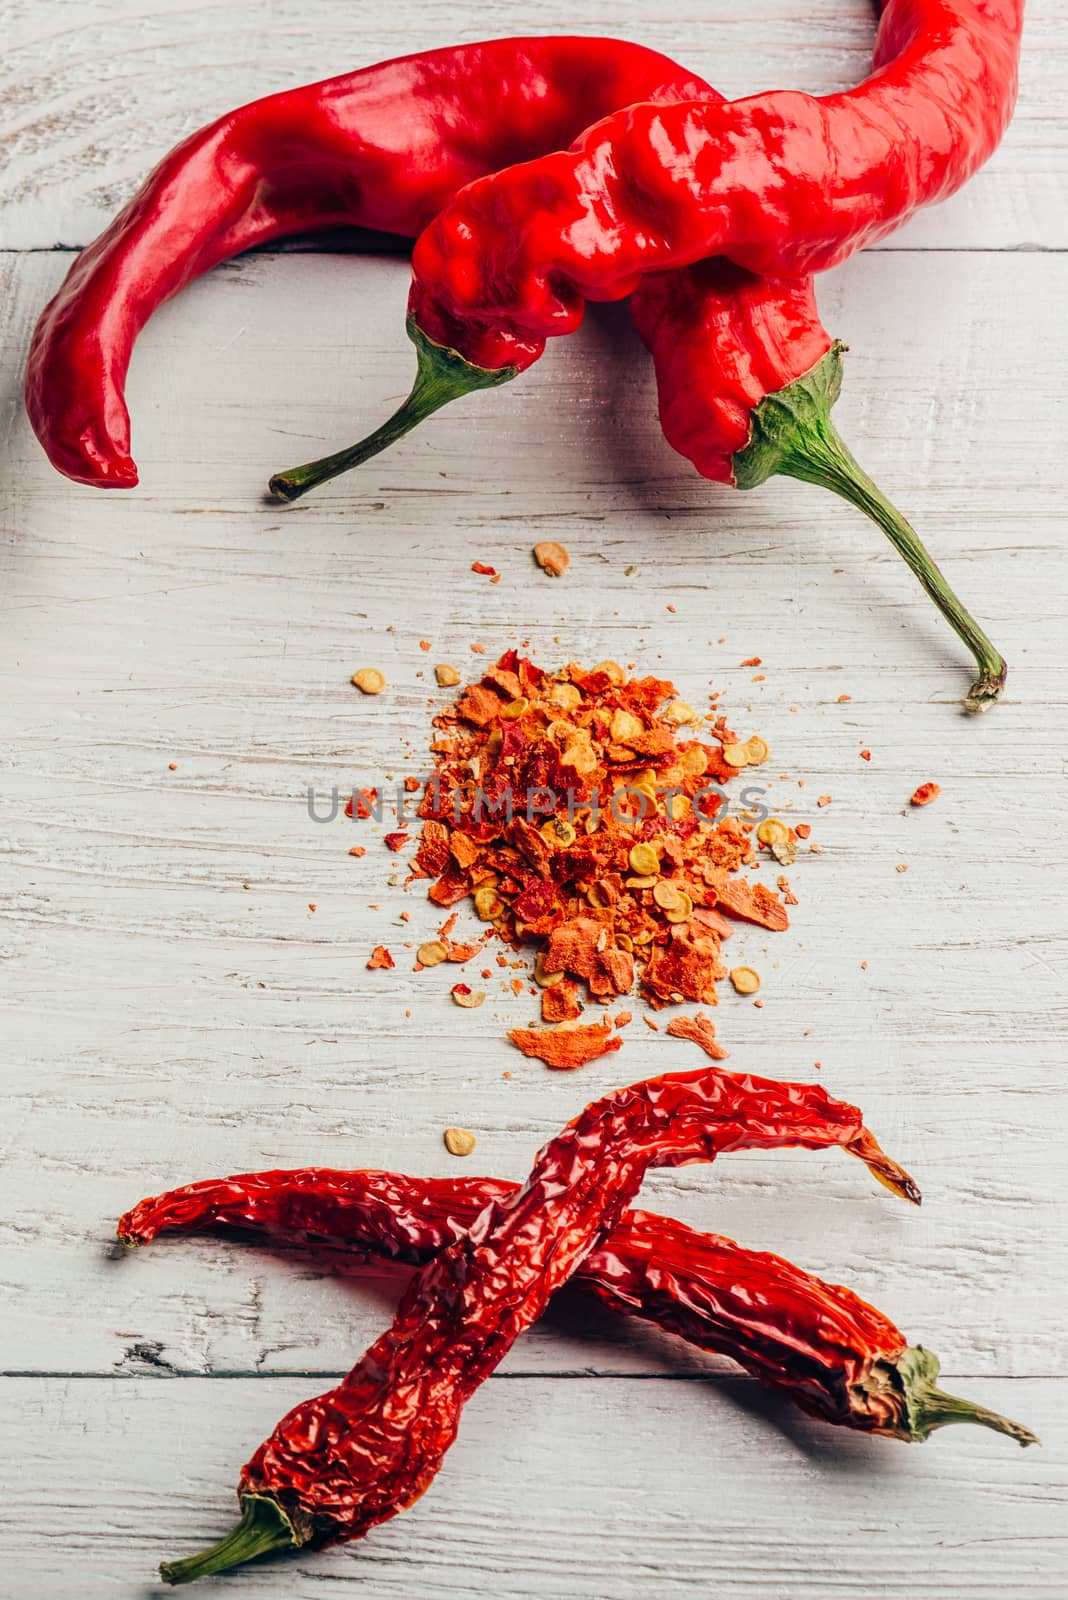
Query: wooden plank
0 0 1061 249
1 1376 1061 1598
1 246 1065 1383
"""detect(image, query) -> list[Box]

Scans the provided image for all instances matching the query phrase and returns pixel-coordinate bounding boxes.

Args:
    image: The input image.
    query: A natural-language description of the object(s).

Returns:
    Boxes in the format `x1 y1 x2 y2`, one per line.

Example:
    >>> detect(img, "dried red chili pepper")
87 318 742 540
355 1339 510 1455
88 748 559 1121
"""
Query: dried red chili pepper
25 38 717 487
119 1161 1035 1447
153 1066 920 1581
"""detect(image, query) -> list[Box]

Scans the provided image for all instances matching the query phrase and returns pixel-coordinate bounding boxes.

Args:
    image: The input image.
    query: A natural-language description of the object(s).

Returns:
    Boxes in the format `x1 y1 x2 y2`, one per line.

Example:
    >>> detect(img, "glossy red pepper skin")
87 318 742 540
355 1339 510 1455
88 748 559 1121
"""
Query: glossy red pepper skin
410 0 1024 369
631 262 832 486
156 1066 920 1583
25 37 716 487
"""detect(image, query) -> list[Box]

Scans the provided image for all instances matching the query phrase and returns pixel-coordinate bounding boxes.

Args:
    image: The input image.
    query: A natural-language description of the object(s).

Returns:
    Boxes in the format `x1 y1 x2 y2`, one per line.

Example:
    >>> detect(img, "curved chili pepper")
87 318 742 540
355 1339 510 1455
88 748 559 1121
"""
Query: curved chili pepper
628 260 1007 710
119 1165 1035 1447
155 1065 917 1583
24 37 716 488
403 0 1024 370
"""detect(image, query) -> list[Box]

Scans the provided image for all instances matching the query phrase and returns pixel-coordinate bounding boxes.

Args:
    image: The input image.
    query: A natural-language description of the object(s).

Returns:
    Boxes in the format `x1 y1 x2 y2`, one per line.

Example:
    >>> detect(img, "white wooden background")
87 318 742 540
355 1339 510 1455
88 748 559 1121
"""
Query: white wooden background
1 3 1066 1596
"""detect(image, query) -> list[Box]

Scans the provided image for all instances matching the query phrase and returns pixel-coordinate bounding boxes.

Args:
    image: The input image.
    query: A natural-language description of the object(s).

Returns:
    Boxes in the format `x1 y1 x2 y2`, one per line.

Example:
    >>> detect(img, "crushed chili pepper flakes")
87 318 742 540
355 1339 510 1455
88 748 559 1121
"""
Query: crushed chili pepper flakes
817 795 832 808
664 1011 729 1060
860 749 872 762
471 562 498 578
348 846 366 858
910 782 941 807
367 946 395 970
740 657 762 668
373 649 791 1023
837 694 852 703
614 1010 633 1029
507 1020 622 1071
419 640 432 652
384 832 410 852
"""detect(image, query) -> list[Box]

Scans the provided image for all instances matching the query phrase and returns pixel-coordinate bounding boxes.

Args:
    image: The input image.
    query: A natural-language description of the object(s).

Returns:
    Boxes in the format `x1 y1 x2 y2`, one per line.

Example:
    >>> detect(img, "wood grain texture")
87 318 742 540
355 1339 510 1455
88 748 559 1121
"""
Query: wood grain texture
1 3 1066 1590
0 0 1063 249
1 1377 1063 1598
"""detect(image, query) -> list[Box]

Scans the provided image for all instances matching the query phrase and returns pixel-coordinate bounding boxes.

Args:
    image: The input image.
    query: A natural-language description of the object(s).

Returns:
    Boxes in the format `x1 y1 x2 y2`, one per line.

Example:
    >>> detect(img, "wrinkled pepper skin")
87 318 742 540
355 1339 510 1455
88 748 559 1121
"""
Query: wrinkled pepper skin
410 0 1024 370
156 1066 919 1582
120 1159 916 1437
25 37 717 487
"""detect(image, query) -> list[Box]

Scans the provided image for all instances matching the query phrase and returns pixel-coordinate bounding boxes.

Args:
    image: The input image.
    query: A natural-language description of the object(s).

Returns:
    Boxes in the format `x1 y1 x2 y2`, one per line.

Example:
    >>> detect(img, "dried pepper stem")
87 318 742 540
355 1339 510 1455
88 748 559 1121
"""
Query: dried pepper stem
161 1497 295 1586
870 1346 1038 1447
734 344 1006 713
268 318 516 501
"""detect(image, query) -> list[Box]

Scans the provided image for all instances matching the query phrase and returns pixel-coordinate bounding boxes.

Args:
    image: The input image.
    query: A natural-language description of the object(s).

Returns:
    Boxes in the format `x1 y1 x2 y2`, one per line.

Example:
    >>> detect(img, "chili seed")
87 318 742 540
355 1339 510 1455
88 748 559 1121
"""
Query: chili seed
417 939 449 967
451 985 486 1009
351 668 385 694
745 735 769 764
721 743 749 767
730 966 761 995
435 664 461 687
756 818 789 846
533 540 570 577
443 1127 477 1157
628 842 660 876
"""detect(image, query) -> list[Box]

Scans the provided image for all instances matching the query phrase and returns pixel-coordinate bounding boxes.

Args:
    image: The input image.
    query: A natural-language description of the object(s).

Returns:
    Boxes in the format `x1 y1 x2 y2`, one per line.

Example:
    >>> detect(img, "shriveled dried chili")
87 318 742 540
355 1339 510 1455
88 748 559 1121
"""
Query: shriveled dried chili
120 1159 1037 1447
154 1066 920 1581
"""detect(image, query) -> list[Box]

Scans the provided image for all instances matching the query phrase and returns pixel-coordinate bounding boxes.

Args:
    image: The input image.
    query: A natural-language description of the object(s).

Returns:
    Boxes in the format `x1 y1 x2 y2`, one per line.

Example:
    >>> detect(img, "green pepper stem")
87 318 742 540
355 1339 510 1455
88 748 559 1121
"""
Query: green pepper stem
269 316 517 502
895 1346 1040 1446
734 344 1006 713
160 1494 297 1585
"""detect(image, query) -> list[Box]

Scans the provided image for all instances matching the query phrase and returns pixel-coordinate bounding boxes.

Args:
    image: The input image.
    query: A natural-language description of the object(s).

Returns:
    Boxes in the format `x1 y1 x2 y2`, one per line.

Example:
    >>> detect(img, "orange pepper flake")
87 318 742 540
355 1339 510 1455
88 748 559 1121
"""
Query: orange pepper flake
507 1021 622 1071
384 831 409 851
740 657 762 668
168 762 177 771
308 902 317 912
817 795 832 808
404 776 421 793
860 750 872 762
664 1012 729 1060
614 1010 633 1029
860 960 869 970
348 846 366 858
666 603 677 613
837 694 852 703
795 823 812 840
419 640 432 651
472 562 498 578
776 875 798 906
541 979 582 1024
643 1015 660 1032
910 782 941 807
367 945 395 970
470 643 486 654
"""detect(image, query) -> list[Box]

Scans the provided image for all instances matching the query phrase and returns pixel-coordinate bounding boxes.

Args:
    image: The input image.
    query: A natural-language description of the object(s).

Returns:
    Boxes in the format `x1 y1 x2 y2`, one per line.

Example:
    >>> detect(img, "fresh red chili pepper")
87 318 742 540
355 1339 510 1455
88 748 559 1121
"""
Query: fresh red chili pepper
24 37 717 488
154 1065 917 1582
628 260 1007 710
120 1164 1034 1447
402 0 1024 371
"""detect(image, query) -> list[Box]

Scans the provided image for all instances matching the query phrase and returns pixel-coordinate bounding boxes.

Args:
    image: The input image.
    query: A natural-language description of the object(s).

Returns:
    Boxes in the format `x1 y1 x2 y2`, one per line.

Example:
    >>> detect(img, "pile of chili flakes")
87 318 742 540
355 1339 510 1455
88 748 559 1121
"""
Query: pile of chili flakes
367 649 798 1068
